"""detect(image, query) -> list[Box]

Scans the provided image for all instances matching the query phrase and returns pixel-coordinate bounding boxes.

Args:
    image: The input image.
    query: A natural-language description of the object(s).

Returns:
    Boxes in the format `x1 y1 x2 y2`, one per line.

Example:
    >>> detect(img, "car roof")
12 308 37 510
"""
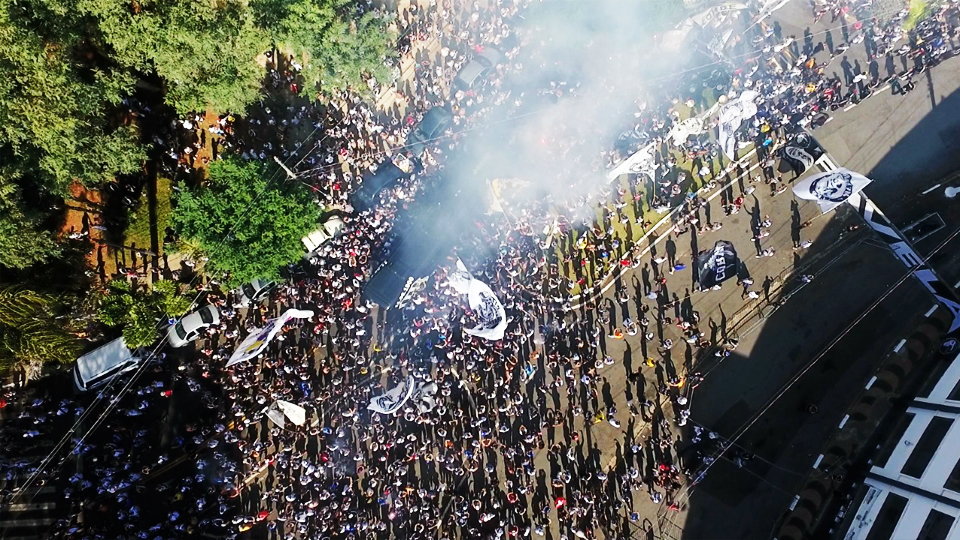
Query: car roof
415 107 453 140
456 60 488 88
476 47 501 66
353 162 408 209
76 337 136 385
183 305 219 329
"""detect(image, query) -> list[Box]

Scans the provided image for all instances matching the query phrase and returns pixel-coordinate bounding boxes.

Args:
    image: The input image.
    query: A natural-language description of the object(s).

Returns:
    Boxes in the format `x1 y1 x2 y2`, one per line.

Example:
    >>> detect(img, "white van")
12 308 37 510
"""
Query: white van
73 337 146 392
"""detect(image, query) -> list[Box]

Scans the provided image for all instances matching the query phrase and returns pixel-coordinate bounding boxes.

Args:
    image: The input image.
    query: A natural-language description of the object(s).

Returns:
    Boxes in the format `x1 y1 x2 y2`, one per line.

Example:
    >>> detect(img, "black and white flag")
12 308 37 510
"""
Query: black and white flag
367 376 441 415
792 168 872 213
449 260 507 341
697 240 740 289
777 132 825 175
368 375 417 415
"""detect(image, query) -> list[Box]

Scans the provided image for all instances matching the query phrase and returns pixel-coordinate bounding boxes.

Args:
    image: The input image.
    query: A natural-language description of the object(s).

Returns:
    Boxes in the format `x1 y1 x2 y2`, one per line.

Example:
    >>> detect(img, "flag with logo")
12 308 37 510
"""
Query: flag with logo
606 141 659 180
777 132 825 175
449 260 508 341
718 90 759 158
792 168 872 213
226 308 314 367
368 375 417 415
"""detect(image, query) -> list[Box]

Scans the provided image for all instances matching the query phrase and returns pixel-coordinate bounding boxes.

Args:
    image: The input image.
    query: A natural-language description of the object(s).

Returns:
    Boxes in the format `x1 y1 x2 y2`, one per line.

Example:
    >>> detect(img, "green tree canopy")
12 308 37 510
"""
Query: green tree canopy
269 0 396 94
96 279 192 348
0 174 60 269
25 0 394 115
171 157 318 285
61 0 271 114
0 2 144 195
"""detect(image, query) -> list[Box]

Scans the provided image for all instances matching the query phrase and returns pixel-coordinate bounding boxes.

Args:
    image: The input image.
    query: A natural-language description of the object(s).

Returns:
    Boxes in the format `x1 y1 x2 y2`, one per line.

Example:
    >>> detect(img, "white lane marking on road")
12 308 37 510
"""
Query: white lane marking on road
866 376 877 390
839 414 850 429
894 339 906 353
875 85 890 94
843 103 857 111
954 278 960 289
813 454 824 469
921 183 942 195
789 495 800 511
926 305 938 317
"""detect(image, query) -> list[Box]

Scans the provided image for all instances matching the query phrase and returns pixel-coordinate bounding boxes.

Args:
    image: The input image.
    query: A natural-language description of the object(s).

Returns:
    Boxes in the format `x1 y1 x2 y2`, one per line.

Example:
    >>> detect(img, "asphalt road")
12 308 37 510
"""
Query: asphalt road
678 240 930 540
655 3 960 539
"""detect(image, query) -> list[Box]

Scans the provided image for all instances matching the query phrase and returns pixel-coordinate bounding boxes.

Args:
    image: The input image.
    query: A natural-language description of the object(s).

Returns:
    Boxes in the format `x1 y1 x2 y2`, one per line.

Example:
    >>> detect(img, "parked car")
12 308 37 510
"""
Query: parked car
73 337 146 391
167 305 220 348
352 161 409 210
405 107 453 158
454 47 501 90
302 214 345 255
233 278 275 307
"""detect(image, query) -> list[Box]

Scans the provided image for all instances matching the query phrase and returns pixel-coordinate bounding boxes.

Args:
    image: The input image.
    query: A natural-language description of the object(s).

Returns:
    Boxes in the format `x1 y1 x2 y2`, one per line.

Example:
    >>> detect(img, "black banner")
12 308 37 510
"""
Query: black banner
697 240 740 289
777 132 825 175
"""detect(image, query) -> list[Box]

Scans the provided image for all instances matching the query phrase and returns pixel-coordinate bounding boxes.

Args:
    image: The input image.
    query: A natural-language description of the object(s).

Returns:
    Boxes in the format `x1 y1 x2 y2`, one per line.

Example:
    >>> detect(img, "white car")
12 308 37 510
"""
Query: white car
302 215 345 255
233 278 275 307
167 305 220 348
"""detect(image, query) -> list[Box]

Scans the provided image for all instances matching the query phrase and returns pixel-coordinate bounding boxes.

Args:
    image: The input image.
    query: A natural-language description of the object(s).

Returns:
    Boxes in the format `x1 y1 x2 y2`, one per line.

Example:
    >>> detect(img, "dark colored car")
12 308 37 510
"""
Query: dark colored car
405 106 453 158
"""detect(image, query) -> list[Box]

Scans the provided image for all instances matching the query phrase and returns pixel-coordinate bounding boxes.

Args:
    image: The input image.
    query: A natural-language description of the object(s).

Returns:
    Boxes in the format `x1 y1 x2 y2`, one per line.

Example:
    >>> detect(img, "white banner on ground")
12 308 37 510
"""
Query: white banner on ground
226 308 314 367
449 260 508 341
718 90 759 158
606 141 659 180
266 399 307 429
793 168 873 213
368 375 417 415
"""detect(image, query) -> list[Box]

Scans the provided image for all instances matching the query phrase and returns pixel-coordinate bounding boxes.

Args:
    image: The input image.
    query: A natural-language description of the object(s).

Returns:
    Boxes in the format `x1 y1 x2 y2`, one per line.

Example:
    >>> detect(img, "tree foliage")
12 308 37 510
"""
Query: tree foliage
62 0 271 114
0 2 144 195
96 279 192 348
269 0 396 94
0 286 81 372
0 174 60 269
171 157 319 285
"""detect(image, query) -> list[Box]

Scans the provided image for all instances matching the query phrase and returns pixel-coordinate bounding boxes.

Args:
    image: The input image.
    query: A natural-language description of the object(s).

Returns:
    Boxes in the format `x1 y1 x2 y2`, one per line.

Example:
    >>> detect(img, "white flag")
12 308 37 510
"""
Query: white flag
414 382 439 413
450 260 507 341
266 407 287 429
792 168 872 213
275 399 306 426
718 90 758 158
606 141 659 180
368 375 417 415
226 308 314 367
666 116 705 146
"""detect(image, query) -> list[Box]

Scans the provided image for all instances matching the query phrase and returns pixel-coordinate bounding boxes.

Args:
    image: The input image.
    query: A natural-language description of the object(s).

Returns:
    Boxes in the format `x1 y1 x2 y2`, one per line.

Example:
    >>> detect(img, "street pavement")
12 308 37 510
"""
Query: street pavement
646 3 960 539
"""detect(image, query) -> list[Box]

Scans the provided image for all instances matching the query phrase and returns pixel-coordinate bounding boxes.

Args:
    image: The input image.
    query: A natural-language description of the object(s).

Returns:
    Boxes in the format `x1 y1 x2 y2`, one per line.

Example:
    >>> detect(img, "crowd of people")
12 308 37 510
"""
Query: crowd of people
5 0 960 539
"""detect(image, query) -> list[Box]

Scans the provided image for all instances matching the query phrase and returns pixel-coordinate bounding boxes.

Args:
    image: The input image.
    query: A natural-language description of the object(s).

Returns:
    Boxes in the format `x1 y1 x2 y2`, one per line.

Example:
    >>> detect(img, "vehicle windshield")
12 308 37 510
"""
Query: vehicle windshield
242 284 257 300
199 308 214 324
174 322 188 340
